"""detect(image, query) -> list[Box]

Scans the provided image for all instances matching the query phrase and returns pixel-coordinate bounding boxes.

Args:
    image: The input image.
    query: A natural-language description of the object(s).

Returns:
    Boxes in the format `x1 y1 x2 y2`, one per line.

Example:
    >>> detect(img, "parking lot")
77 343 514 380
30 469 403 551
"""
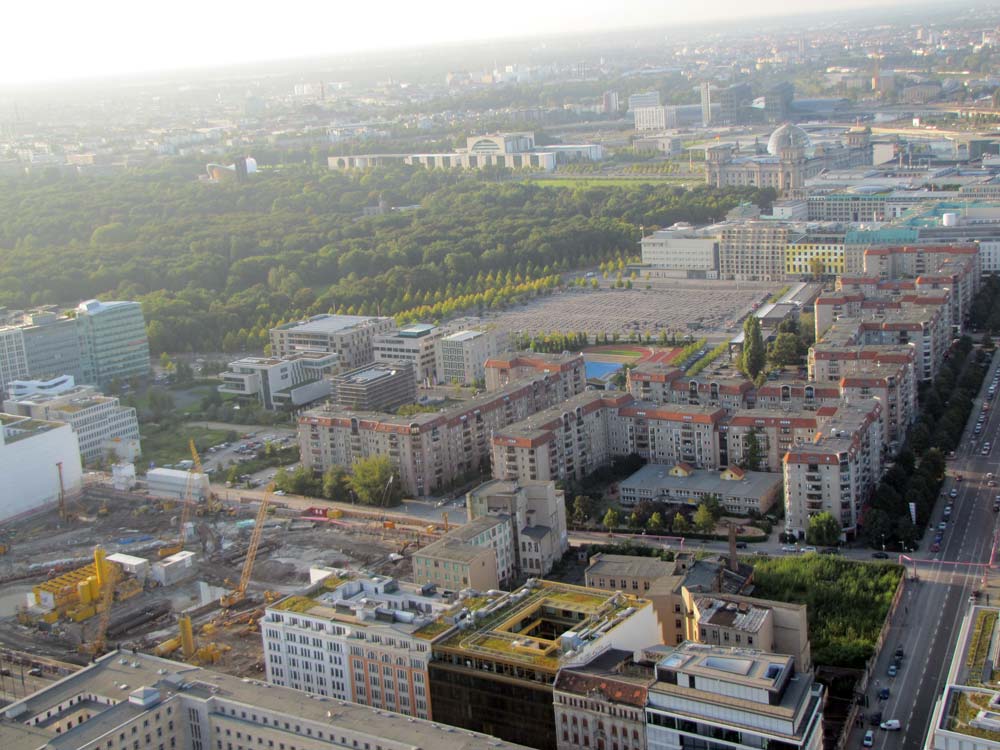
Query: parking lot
485 281 777 340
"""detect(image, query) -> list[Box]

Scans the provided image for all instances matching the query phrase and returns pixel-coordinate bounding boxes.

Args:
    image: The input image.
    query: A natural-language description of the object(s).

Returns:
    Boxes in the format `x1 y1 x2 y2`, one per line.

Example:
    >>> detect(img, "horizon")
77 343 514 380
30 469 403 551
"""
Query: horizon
0 0 950 88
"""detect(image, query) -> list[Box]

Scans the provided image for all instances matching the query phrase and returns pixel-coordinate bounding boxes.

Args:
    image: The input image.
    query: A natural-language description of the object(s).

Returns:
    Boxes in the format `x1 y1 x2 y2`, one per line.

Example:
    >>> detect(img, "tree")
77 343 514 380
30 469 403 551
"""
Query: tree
693 504 716 534
673 512 689 533
348 455 402 506
743 430 763 471
768 332 800 367
740 315 766 379
809 257 826 280
572 495 592 526
647 512 665 533
865 508 893 549
602 508 620 532
322 466 351 502
806 512 842 546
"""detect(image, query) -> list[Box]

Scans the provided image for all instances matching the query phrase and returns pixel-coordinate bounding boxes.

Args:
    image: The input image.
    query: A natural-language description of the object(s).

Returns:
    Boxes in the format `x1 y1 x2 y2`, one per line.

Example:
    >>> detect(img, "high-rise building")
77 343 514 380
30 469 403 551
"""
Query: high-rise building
602 90 620 114
763 81 795 123
628 91 661 111
372 323 444 384
719 222 792 281
76 299 151 388
331 360 416 412
700 82 712 126
0 309 84 394
436 328 508 386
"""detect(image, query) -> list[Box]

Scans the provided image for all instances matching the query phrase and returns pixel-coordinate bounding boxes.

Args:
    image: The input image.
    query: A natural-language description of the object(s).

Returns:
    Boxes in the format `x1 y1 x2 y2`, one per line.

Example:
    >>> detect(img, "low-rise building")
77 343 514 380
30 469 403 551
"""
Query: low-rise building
0 649 530 750
585 553 678 595
639 224 722 278
484 351 586 395
3 382 140 464
466 479 569 580
331 360 416 412
145 468 209 502
618 463 783 515
262 569 452 717
0 413 82 522
645 642 824 750
424 580 659 750
218 352 338 410
553 649 655 750
413 515 515 590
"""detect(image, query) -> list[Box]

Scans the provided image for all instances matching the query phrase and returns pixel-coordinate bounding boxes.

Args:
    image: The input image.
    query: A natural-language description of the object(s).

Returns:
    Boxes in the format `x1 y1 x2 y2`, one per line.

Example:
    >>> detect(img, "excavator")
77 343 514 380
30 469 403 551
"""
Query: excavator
219 488 272 609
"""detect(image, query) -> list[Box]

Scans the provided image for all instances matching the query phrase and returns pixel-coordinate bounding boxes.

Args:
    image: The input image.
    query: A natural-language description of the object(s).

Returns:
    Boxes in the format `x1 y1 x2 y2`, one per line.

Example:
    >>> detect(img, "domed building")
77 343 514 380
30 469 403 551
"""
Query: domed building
705 123 871 197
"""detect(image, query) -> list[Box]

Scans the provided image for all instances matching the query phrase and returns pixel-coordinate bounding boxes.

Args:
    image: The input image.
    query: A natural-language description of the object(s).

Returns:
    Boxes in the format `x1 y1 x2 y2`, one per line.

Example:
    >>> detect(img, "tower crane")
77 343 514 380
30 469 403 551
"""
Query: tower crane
157 440 199 558
188 440 221 515
219 488 272 609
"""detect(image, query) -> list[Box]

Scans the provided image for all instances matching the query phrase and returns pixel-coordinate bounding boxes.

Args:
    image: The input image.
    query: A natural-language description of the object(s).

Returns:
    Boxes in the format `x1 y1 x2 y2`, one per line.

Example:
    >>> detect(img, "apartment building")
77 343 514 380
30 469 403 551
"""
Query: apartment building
466 479 569 580
863 243 979 287
626 362 684 404
616 402 726 468
218 352 337 410
76 299 151 388
645 643 824 750
484 351 586 395
754 380 841 410
270 314 394 369
553 649 654 750
331 361 416 412
808 343 916 388
299 368 586 497
490 391 632 485
618 463 783 515
783 401 885 540
0 649 530 750
666 374 754 414
725 409 827 472
262 569 451 718
413 515 514 590
840 363 916 446
426 580 658 750
4 382 140 464
584 553 678 595
436 328 508 385
719 222 791 282
785 232 846 277
371 323 443 384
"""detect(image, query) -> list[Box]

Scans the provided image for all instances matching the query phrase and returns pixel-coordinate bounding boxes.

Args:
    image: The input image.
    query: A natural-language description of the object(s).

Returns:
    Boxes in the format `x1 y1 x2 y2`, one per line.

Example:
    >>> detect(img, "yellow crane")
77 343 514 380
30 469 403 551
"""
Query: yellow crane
79 547 118 656
219 489 271 609
188 440 221 515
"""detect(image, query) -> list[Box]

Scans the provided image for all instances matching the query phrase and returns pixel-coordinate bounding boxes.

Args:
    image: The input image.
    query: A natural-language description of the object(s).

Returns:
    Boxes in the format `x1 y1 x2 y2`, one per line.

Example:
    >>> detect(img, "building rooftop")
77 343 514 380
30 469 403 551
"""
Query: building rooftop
442 329 484 343
76 299 136 315
274 314 387 334
620 464 782 501
397 323 438 338
695 597 770 633
1 651 531 750
421 580 649 671
553 648 654 708
586 553 676 581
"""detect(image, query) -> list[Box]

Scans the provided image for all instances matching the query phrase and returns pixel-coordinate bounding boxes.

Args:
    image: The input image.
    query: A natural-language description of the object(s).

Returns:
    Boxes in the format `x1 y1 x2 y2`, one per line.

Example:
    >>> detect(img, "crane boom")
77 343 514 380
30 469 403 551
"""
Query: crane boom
220 490 271 608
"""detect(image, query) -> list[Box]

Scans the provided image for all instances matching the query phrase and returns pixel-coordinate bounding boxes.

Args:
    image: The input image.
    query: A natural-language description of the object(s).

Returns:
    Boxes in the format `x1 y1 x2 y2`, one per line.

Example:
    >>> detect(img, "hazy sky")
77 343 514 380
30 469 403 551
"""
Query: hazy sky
2 0 924 85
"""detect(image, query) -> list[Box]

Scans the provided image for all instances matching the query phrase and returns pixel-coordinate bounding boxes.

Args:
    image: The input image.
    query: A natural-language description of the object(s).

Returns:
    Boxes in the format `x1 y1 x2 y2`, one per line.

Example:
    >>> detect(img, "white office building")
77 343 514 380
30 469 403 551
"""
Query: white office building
4 381 140 464
436 328 509 385
262 569 451 719
269 314 394 370
640 224 723 278
0 413 83 522
218 352 338 410
372 323 444 384
646 642 824 750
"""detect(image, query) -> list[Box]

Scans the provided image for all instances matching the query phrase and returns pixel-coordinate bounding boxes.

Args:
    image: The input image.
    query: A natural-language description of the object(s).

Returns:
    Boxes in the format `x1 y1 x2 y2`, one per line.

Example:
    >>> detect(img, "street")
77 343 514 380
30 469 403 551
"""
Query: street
847 349 1000 750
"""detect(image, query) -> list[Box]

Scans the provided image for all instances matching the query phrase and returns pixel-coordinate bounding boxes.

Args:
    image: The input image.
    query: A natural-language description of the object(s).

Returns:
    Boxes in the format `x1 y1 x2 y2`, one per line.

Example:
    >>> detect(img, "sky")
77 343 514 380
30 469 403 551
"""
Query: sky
0 0 928 86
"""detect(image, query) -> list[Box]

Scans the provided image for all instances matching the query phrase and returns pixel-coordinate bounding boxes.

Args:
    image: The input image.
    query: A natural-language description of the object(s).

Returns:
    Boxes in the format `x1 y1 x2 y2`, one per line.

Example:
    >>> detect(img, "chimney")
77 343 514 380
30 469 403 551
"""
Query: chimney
728 523 739 572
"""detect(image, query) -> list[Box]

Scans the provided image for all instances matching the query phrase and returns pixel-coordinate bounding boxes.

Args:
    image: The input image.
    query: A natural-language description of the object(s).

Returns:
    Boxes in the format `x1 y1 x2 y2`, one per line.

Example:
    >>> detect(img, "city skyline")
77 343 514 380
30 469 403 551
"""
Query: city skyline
1 0 946 86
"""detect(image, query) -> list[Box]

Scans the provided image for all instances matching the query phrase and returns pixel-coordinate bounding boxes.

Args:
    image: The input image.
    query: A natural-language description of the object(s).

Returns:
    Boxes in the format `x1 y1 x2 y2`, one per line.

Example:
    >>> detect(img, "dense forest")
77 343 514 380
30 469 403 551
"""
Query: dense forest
0 166 775 353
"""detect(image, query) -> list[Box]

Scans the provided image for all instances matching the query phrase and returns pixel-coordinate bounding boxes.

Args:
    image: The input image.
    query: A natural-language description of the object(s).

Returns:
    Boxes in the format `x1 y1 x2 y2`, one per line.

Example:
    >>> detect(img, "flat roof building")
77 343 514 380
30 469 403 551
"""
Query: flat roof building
0 413 83 522
619 463 783 516
413 515 514 591
331 360 415 412
270 314 394 370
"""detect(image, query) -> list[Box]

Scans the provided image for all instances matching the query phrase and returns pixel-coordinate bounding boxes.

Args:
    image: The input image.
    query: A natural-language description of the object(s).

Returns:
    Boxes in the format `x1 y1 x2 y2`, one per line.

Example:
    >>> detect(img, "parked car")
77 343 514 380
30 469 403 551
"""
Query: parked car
872 551 890 559
887 664 898 677
895 646 904 658
880 720 902 731
878 687 890 700
802 546 818 554
938 521 948 531
931 542 941 553
863 730 874 747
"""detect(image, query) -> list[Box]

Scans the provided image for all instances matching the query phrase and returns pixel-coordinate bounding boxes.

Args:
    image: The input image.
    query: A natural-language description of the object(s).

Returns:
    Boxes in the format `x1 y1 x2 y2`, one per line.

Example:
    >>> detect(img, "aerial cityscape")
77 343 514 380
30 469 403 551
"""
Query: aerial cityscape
6 2 1000 750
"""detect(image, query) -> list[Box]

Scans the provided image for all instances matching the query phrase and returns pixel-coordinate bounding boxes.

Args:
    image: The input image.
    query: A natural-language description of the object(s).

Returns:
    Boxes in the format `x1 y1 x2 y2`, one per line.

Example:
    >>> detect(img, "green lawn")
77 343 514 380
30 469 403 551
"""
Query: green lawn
139 424 234 470
588 349 644 358
529 177 696 188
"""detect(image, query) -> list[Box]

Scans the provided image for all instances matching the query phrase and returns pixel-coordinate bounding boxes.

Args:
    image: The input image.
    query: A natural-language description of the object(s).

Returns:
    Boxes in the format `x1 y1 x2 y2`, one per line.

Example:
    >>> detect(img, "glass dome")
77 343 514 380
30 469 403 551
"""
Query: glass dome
766 123 811 156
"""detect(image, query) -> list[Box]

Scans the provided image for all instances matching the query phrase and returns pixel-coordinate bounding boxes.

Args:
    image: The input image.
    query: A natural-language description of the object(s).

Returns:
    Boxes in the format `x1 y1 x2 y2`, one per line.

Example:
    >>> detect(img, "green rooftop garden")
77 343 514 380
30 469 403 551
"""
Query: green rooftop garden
966 610 998 687
947 690 1000 742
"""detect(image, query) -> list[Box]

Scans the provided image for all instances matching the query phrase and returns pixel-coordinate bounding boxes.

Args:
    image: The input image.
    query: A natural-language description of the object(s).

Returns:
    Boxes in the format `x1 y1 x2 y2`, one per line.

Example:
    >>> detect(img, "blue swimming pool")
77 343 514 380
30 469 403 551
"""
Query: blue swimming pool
585 361 623 380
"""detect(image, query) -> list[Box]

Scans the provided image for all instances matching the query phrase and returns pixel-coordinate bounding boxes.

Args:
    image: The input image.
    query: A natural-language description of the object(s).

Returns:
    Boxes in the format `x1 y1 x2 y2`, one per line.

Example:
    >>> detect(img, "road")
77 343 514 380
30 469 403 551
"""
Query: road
847 350 1000 750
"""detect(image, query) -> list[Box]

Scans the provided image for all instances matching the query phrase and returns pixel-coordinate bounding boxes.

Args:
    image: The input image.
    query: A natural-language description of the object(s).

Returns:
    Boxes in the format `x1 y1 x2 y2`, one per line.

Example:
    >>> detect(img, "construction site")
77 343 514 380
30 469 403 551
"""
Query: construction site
0 445 445 683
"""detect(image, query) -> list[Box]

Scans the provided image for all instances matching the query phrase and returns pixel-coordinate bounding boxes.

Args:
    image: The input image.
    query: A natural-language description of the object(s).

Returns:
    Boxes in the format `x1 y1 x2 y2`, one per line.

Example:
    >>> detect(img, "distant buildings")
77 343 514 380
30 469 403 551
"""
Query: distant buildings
3 381 140 464
628 91 661 111
269 314 394 370
0 412 82 522
0 299 150 394
640 223 721 278
372 323 444 384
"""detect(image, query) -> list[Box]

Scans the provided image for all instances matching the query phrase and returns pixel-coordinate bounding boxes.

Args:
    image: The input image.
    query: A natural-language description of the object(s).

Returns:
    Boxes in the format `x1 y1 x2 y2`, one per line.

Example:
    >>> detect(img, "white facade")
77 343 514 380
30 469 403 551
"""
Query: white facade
0 414 82 522
4 385 140 464
436 329 508 385
981 240 1000 273
270 314 394 370
372 324 443 384
262 571 450 718
219 353 337 410
641 226 721 274
146 468 209 501
634 106 675 131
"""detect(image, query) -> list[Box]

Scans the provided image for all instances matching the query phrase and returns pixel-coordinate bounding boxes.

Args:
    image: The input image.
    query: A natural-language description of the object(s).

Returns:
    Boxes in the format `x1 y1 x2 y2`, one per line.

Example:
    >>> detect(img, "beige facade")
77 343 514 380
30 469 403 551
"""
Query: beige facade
484 351 587 394
413 535 501 593
270 314 394 370
436 328 509 385
719 222 791 281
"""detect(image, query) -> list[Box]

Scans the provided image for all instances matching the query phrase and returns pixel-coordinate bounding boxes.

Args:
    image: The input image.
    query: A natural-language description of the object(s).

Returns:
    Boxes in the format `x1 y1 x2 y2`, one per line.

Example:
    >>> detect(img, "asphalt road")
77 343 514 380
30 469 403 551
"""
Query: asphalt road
848 350 1000 750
